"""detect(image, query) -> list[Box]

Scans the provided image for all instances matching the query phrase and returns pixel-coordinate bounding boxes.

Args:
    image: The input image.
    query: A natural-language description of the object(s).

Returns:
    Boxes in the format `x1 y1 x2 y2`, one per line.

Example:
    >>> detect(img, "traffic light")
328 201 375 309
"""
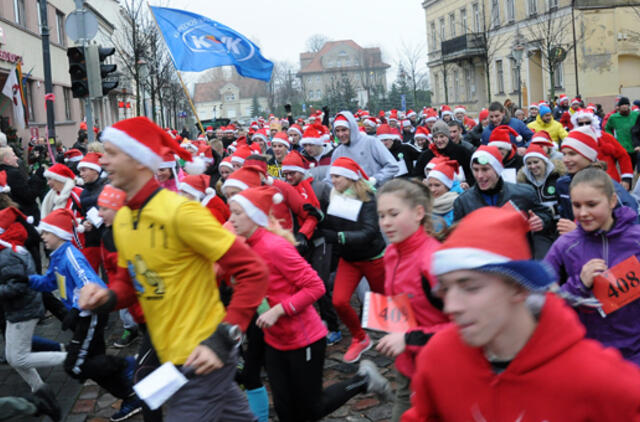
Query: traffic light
98 47 118 95
67 47 89 98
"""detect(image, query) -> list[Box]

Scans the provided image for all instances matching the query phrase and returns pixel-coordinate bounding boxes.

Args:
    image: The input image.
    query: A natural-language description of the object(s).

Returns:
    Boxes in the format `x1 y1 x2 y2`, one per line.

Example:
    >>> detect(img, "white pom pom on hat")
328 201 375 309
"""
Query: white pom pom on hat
273 193 284 204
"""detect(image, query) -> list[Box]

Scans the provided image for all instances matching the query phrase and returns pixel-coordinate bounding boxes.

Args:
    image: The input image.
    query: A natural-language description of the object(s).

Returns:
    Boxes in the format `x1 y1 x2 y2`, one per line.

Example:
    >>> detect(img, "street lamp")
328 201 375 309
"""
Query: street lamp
510 36 525 109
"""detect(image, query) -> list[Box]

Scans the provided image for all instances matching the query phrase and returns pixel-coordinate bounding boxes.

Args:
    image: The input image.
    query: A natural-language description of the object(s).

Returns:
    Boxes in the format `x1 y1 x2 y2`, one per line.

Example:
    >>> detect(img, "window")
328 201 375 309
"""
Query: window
528 0 537 16
63 88 72 120
439 17 445 41
226 109 236 119
13 0 25 26
554 62 564 88
434 73 440 103
491 0 500 28
36 2 42 33
430 22 437 49
449 13 456 38
453 69 460 101
473 3 481 32
316 89 321 99
56 11 66 46
510 58 520 92
506 0 515 23
464 67 473 100
315 75 320 84
460 8 467 34
224 92 235 101
25 80 34 122
548 0 558 9
496 60 504 93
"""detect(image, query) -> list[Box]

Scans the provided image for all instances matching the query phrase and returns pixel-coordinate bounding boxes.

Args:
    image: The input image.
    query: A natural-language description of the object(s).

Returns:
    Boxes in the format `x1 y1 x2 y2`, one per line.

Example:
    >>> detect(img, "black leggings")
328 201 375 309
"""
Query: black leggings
236 314 265 390
264 337 367 422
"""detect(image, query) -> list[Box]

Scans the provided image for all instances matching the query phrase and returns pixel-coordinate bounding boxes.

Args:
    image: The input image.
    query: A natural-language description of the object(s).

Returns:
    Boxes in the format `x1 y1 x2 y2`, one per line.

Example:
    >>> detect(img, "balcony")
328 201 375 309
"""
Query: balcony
440 33 486 63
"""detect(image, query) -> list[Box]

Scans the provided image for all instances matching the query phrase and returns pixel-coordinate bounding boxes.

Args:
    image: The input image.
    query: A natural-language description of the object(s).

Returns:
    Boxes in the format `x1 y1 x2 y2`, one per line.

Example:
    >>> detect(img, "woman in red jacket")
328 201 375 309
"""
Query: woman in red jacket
376 179 450 422
229 186 391 422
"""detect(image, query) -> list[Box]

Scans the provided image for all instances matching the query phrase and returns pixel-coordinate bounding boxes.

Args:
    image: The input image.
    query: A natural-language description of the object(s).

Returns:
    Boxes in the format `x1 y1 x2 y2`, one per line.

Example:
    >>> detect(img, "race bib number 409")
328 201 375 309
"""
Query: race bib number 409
593 256 640 315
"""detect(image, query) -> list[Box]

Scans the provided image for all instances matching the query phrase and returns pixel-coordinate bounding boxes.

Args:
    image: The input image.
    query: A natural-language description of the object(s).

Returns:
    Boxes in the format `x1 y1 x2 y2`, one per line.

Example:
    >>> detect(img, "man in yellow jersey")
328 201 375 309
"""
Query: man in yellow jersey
79 117 268 421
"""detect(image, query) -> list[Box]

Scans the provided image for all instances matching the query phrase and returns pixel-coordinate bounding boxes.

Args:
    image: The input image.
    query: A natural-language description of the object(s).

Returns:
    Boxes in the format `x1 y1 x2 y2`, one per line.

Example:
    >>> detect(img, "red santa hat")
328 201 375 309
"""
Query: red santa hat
414 126 430 140
206 126 214 133
37 208 84 242
221 167 262 192
157 150 177 169
570 108 600 132
271 131 290 148
0 170 10 193
528 103 539 110
252 128 269 144
401 119 412 128
362 116 378 128
406 109 417 118
523 144 550 165
77 152 103 173
44 163 76 184
97 185 126 210
287 124 303 138
561 127 599 162
101 116 191 172
558 94 569 104
488 125 522 150
330 157 369 181
586 102 596 112
333 114 350 129
179 174 217 203
219 156 234 172
231 145 252 165
0 206 30 251
427 160 459 189
282 151 307 174
440 105 453 117
471 145 504 175
0 206 32 233
229 186 284 227
530 130 555 148
453 105 467 115
388 110 399 122
431 207 555 291
376 124 401 141
478 109 489 121
424 108 438 122
300 123 325 146
64 149 84 163
571 97 581 106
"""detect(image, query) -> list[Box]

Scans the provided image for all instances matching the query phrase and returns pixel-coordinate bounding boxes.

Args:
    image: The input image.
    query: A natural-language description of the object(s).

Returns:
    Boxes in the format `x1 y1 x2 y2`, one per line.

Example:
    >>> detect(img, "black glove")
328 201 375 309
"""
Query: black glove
295 233 310 256
320 229 339 244
62 308 80 331
28 384 61 422
303 203 324 223
322 105 330 115
284 103 292 113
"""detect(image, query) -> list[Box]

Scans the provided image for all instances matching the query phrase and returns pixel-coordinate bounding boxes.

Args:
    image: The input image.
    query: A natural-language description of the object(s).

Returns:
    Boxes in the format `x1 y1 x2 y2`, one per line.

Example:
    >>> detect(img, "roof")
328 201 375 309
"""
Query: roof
298 40 390 74
192 77 268 103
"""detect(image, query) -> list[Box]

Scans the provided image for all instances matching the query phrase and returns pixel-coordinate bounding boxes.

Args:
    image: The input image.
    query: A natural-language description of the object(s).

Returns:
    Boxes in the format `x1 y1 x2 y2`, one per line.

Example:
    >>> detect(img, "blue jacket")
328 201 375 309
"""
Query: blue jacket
481 117 533 147
29 241 106 310
556 173 639 221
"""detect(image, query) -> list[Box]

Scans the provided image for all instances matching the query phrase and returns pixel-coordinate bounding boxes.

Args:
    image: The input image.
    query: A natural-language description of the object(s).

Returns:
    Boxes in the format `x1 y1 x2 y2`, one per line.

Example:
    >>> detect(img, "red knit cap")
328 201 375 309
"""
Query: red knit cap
478 108 489 121
219 156 234 171
287 124 303 138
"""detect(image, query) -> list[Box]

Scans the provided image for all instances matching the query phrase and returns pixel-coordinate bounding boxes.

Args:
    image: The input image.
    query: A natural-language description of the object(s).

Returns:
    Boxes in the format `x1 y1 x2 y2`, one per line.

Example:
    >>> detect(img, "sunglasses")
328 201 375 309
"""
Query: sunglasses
576 121 590 127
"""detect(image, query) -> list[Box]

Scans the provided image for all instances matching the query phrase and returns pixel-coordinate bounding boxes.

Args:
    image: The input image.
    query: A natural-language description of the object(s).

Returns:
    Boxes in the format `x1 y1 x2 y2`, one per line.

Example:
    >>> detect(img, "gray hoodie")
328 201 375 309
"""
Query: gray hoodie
329 111 399 186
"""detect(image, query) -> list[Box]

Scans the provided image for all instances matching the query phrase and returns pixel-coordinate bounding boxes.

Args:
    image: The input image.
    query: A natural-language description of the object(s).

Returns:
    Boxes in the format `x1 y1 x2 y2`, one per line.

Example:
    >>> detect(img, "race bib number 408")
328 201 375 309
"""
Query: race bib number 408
593 255 640 315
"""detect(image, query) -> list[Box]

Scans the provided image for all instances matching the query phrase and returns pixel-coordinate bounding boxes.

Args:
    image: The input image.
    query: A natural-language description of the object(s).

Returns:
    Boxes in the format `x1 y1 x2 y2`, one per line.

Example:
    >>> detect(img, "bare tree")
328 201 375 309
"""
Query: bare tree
397 41 429 107
305 34 330 53
267 60 302 114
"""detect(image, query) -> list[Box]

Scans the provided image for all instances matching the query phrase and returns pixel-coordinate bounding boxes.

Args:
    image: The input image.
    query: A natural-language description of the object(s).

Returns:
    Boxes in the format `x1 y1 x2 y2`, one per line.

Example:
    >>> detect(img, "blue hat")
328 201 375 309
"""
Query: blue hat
538 105 552 117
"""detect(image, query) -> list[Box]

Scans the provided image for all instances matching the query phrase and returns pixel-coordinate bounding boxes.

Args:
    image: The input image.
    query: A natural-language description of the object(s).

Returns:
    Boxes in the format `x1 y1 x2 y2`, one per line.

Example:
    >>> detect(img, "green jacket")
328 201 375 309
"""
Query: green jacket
605 111 639 152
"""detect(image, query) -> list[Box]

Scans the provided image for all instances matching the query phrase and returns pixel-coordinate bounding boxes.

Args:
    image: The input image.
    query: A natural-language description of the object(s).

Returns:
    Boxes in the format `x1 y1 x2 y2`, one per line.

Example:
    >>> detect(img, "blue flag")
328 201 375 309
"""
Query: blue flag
150 6 273 82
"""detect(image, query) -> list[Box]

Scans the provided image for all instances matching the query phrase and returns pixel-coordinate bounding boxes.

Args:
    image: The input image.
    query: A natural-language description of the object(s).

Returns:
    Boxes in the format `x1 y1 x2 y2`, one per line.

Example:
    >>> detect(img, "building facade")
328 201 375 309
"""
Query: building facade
423 0 640 115
297 40 390 107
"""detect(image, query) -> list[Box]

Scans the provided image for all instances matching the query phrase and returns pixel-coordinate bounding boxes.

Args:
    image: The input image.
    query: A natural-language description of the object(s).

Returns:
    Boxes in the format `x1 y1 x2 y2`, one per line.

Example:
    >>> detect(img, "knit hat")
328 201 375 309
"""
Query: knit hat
287 124 303 138
221 167 262 192
97 185 126 210
538 105 552 116
330 157 369 181
440 105 453 117
376 124 401 141
333 114 350 129
44 163 76 184
300 123 325 146
427 160 459 189
282 151 307 174
0 170 10 193
478 109 489 121
530 130 554 148
229 186 284 227
431 120 450 138
179 174 217 205
471 145 504 175
488 125 521 150
64 149 84 163
432 206 555 291
101 116 192 172
271 131 290 148
37 208 84 241
219 156 233 172
414 126 430 140
77 152 103 173
561 127 599 162
523 144 550 164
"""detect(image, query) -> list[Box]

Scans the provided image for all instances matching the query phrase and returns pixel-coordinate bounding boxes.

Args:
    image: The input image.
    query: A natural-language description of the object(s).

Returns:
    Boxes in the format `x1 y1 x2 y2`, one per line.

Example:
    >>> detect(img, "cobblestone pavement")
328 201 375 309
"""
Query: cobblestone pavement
1 313 397 422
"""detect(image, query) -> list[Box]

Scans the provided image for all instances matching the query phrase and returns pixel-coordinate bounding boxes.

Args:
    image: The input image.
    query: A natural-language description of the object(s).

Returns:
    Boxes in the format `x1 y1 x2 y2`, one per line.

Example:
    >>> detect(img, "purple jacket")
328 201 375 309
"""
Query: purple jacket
544 206 640 365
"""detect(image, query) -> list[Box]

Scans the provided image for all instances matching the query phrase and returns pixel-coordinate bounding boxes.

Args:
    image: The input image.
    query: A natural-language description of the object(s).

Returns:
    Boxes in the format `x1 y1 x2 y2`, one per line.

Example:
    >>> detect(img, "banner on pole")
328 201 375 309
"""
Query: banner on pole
149 6 273 82
2 62 28 129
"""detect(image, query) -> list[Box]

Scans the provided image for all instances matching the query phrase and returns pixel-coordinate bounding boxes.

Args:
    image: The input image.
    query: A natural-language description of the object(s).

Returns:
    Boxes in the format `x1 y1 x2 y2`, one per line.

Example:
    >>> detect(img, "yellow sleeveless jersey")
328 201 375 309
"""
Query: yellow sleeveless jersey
113 189 235 364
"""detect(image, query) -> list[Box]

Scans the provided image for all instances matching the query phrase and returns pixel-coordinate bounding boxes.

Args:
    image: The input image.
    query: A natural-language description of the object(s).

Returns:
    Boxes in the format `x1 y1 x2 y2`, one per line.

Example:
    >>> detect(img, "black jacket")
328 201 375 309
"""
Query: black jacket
0 247 42 323
324 192 386 262
389 140 422 177
79 177 107 247
414 142 474 184
464 123 484 148
0 164 40 222
503 150 524 172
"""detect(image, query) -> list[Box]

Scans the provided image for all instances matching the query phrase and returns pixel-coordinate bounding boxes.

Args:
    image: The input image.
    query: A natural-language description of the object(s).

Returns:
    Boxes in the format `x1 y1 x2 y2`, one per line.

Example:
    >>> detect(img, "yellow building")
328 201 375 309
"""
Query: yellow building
423 0 640 115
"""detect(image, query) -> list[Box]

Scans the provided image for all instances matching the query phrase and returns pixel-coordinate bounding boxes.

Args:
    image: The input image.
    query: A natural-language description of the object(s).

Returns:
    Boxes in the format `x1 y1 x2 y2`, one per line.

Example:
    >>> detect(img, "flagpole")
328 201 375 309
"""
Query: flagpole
147 2 205 135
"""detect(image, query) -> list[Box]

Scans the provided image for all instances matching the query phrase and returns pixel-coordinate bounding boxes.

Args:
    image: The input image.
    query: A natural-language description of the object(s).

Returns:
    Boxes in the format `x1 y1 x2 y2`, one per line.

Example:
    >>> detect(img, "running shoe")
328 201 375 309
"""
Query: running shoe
343 334 372 363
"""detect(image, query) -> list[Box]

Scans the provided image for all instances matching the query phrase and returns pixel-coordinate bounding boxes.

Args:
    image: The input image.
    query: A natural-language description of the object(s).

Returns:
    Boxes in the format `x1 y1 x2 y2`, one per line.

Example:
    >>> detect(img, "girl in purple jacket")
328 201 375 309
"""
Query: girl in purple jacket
228 186 391 422
545 168 640 365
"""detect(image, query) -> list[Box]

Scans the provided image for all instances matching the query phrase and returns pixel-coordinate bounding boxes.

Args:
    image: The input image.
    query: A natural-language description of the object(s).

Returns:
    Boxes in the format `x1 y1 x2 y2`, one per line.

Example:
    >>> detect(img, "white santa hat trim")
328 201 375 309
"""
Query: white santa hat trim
77 162 102 173
523 151 549 164
65 156 83 163
102 126 163 172
300 137 324 146
37 221 73 241
562 136 598 162
329 166 360 181
282 165 306 174
441 110 454 117
271 138 290 148
287 127 303 137
432 247 511 276
471 150 504 175
378 134 401 141
425 116 438 122
230 156 246 165
333 120 349 129
221 178 249 192
414 133 428 140
43 169 73 183
230 194 268 227
252 133 269 143
488 140 513 151
427 169 454 189
454 107 466 115
178 182 204 201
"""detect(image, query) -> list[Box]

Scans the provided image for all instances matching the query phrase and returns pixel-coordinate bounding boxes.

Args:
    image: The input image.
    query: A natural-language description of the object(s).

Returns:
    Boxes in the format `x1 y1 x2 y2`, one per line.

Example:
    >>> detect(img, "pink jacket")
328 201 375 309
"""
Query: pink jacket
246 227 327 351
384 228 451 376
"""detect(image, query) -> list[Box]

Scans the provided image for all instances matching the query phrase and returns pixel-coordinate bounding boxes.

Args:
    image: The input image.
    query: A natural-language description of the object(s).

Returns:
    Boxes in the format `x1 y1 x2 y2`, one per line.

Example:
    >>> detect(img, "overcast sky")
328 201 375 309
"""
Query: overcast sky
161 0 427 76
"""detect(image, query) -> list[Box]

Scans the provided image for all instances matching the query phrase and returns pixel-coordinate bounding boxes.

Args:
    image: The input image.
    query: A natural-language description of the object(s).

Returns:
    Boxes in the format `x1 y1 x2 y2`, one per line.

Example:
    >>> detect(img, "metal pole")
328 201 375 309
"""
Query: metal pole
517 64 522 109
39 0 56 144
73 0 94 141
571 0 580 96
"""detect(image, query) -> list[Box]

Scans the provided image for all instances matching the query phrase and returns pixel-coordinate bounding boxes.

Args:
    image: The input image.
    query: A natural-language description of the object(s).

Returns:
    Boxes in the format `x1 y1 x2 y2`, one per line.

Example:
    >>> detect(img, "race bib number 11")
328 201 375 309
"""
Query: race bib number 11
593 255 640 315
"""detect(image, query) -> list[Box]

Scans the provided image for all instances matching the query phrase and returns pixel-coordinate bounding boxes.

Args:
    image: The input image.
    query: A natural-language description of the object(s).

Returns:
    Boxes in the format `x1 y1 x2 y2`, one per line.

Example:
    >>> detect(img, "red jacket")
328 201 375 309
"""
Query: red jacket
383 229 450 377
598 131 634 182
247 227 327 351
271 179 318 239
462 116 476 131
402 293 640 422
